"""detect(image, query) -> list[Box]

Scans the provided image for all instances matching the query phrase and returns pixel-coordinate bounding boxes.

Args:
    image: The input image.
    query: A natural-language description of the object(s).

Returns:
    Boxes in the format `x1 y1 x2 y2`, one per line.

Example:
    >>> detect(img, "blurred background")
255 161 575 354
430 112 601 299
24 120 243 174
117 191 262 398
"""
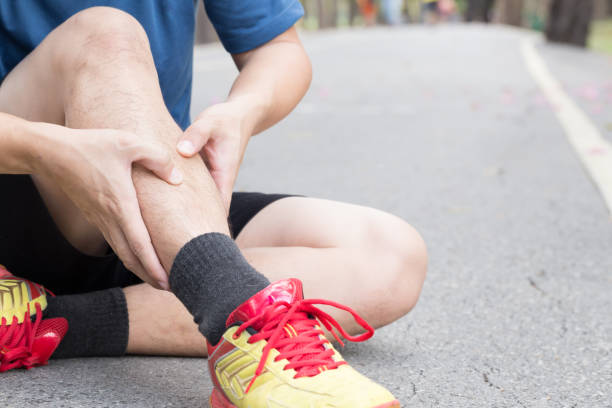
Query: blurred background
6 1 610 407
195 0 612 54
188 1 612 405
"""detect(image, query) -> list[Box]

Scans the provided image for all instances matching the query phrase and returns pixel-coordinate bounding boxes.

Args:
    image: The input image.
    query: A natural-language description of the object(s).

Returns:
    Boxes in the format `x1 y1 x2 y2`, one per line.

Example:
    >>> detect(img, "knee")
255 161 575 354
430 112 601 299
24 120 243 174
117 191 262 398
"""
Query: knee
69 7 148 46
362 212 428 325
57 7 150 69
389 222 428 314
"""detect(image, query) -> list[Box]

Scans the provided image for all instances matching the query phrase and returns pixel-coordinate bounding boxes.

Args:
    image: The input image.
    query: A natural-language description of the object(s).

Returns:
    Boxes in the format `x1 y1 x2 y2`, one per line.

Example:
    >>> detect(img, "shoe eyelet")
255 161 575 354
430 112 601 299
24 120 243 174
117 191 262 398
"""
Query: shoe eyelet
232 333 239 340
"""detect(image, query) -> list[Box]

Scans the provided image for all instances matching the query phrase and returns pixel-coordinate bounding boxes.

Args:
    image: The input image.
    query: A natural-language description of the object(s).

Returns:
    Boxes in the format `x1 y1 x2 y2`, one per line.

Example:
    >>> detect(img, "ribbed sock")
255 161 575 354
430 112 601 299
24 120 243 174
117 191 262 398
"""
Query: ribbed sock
44 287 129 358
169 232 270 345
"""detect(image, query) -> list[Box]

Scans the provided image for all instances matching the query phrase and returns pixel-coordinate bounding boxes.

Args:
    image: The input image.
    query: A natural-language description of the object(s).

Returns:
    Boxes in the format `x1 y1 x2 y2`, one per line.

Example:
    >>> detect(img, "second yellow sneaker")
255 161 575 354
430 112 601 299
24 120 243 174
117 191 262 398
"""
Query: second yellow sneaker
0 264 68 372
207 278 400 408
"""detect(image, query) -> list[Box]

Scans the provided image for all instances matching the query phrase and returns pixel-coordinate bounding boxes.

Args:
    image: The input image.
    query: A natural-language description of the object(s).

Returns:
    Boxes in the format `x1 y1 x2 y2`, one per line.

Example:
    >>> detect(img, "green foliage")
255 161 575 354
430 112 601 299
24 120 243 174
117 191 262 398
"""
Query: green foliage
588 18 612 54
525 11 545 31
454 0 468 14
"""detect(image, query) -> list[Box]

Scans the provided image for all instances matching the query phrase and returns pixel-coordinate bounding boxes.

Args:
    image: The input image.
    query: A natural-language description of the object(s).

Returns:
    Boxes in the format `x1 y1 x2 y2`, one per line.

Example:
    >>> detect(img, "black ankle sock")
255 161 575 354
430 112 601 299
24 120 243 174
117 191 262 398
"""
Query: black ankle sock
45 288 129 359
169 232 270 345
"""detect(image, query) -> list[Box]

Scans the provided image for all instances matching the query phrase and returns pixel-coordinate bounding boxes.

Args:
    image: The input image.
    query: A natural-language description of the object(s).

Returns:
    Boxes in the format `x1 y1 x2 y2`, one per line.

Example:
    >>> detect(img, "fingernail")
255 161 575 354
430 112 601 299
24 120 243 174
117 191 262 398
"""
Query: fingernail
177 140 195 155
157 280 170 291
169 167 183 185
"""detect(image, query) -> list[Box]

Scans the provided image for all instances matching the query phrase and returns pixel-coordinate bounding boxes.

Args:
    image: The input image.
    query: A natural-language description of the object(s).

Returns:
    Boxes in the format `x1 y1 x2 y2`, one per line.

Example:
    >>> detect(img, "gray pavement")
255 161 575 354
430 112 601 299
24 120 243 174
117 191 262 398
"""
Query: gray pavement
3 25 612 407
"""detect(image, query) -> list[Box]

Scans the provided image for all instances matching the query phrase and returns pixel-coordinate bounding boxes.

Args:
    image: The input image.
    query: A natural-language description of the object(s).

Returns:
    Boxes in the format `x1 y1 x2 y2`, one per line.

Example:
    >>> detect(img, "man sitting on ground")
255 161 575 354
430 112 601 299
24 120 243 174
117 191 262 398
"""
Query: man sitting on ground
0 2 427 407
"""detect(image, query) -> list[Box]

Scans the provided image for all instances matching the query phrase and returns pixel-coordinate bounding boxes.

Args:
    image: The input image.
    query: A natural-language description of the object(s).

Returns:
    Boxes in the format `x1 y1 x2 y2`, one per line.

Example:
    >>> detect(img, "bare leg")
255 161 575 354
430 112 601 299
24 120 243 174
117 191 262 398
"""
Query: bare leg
0 7 228 271
0 7 427 357
126 198 427 356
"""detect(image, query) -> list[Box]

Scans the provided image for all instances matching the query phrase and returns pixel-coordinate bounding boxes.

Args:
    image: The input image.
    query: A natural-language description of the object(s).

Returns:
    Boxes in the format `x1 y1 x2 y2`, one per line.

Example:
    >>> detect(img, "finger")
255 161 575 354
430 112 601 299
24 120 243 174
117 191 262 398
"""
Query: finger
119 185 170 290
130 141 183 185
117 228 164 290
177 120 213 157
122 211 169 290
103 224 162 290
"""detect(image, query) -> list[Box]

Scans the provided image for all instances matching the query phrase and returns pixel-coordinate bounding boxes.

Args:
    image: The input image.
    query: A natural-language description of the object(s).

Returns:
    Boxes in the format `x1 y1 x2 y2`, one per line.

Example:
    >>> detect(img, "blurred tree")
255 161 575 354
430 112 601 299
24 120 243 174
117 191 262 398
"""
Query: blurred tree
524 0 549 31
545 0 594 46
593 0 612 18
318 0 339 28
455 0 469 14
495 0 524 26
465 0 496 22
350 0 360 23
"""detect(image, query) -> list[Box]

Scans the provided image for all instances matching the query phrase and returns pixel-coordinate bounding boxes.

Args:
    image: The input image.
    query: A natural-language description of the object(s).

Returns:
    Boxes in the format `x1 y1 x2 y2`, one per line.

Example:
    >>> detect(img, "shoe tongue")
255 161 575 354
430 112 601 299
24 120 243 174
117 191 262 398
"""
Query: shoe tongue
226 279 304 327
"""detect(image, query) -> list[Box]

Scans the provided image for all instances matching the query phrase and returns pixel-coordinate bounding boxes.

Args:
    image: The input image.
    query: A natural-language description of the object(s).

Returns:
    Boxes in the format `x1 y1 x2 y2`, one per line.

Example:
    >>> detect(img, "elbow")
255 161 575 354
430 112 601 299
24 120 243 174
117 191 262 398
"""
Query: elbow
301 48 313 95
306 55 313 91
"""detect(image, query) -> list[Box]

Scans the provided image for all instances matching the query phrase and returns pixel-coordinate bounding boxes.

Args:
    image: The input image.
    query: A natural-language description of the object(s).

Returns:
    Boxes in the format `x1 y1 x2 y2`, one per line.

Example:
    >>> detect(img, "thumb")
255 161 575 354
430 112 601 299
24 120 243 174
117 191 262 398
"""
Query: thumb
177 120 212 158
131 140 183 186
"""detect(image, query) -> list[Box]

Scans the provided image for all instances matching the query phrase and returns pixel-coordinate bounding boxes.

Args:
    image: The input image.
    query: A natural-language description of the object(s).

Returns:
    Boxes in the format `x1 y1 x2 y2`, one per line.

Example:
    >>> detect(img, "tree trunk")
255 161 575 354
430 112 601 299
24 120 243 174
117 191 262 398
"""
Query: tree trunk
350 0 359 24
593 0 611 19
317 0 325 27
466 0 496 22
318 0 339 28
495 0 524 26
545 0 594 47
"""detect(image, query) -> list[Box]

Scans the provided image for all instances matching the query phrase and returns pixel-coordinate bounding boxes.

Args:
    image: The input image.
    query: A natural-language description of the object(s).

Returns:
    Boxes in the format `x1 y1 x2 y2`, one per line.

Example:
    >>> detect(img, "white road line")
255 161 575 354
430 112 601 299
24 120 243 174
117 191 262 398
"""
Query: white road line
521 38 612 215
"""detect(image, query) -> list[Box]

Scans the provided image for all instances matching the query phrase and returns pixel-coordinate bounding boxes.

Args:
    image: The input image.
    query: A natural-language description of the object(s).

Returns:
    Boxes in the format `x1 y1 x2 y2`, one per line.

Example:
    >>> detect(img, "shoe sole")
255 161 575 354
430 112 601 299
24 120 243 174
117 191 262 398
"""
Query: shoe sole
209 388 401 408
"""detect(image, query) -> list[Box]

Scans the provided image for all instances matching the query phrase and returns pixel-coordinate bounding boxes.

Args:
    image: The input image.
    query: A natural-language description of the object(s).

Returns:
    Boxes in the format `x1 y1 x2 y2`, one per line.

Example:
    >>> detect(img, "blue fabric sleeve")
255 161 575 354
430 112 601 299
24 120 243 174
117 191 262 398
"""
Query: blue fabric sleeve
203 0 304 54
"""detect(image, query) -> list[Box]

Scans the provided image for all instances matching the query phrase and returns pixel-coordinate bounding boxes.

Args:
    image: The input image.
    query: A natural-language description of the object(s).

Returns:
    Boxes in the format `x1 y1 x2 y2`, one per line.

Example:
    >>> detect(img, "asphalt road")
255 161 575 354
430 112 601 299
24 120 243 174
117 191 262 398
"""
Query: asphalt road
2 25 612 407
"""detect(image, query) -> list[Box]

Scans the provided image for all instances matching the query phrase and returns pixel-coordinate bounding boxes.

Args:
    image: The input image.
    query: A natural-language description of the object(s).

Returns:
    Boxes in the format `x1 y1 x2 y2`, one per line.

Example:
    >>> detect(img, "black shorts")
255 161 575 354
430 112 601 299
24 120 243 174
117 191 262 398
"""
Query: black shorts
0 175 291 295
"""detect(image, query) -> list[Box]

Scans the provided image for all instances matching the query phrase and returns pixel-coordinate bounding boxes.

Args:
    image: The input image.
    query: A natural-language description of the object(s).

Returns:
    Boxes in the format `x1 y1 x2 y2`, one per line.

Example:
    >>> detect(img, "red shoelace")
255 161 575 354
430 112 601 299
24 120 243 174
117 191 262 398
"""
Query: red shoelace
232 298 374 393
0 302 44 372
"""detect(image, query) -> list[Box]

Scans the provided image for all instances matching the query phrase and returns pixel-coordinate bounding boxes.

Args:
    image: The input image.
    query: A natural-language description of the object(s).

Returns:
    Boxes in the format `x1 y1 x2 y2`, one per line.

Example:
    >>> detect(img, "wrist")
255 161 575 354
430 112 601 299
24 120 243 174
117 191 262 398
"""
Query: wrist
227 94 270 137
24 121 65 175
0 114 44 174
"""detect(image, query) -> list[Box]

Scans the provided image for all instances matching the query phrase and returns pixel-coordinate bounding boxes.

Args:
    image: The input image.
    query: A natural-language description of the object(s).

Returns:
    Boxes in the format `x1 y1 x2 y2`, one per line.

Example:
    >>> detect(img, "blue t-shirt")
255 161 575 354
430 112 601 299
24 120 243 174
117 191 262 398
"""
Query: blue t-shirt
0 0 304 129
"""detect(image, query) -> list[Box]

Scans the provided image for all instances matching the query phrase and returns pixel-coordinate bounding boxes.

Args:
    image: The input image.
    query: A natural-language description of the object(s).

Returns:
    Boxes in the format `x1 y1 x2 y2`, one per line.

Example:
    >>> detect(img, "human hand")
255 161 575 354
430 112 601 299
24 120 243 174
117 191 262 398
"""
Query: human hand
34 123 182 290
176 101 251 210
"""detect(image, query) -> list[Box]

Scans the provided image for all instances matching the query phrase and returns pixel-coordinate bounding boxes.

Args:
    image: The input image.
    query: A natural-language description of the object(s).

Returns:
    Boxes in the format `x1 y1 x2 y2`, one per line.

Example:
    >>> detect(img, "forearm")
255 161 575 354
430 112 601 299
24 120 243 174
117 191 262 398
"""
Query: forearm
228 32 312 136
0 113 41 174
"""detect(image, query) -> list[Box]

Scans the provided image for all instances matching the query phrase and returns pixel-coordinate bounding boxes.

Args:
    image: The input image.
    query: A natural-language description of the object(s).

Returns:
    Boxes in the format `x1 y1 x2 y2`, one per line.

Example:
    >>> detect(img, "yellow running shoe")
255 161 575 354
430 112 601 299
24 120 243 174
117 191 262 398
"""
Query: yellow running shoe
207 278 400 408
0 264 68 372
0 264 47 324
